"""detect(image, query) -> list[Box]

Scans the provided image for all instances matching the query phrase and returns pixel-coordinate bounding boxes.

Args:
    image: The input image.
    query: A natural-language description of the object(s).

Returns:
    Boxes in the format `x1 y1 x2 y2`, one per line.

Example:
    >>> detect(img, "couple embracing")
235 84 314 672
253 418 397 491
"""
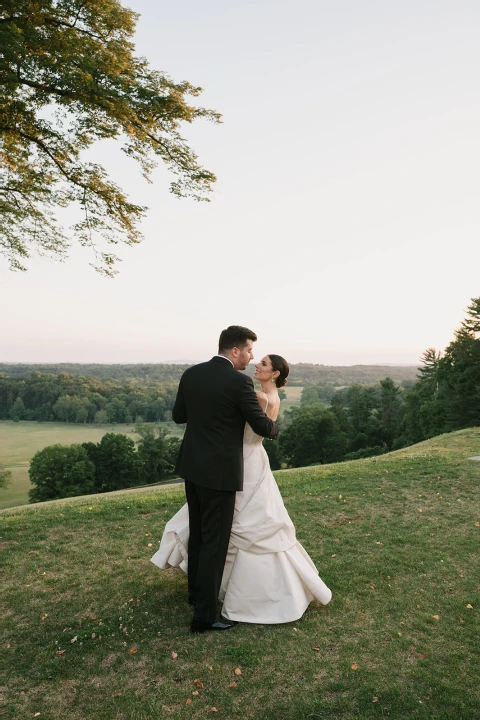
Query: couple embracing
151 326 332 633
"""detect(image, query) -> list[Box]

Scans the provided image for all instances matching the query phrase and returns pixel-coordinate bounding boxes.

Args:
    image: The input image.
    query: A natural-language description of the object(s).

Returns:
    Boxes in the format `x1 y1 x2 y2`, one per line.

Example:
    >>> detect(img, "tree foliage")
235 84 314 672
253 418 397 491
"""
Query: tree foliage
279 405 347 467
0 464 12 489
0 371 177 422
0 0 220 274
135 424 180 483
82 432 139 492
28 443 96 502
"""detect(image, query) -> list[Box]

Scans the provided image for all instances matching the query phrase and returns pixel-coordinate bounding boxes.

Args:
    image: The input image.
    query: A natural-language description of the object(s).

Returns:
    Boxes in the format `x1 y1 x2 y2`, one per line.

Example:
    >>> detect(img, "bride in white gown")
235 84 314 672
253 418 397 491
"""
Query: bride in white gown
151 354 332 623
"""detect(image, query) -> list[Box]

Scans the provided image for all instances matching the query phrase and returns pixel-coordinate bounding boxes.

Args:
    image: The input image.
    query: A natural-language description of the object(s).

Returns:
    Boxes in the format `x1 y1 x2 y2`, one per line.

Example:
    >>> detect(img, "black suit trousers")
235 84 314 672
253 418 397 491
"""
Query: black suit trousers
184 480 236 625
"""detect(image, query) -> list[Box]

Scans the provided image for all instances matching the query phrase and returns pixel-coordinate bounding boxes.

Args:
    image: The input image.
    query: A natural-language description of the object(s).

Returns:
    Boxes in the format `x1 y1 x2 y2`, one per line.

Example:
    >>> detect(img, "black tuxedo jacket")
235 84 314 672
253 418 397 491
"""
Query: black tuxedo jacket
172 356 279 491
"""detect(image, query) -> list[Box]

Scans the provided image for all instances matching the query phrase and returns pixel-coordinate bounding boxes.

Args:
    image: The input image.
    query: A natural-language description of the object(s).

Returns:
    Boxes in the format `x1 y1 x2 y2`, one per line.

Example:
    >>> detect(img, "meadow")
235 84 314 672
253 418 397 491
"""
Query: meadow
0 388 302 510
0 421 183 510
2 428 479 719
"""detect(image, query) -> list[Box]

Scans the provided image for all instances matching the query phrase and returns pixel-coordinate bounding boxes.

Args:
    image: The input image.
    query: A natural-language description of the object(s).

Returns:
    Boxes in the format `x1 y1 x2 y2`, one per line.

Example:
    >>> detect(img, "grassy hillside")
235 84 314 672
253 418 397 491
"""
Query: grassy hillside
2 428 479 719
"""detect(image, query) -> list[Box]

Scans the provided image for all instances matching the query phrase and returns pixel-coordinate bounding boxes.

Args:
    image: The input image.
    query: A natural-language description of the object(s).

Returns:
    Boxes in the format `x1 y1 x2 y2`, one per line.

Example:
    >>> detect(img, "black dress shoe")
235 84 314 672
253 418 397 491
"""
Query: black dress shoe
190 615 236 634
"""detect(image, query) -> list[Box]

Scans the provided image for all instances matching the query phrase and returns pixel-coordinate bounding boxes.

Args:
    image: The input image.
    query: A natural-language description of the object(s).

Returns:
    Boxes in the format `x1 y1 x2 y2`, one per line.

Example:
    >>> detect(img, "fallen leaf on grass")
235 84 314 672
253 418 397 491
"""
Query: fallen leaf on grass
129 648 138 654
313 647 320 652
234 668 242 676
70 636 78 644
34 714 41 718
372 697 378 703
359 615 365 621
211 708 218 713
418 654 428 660
475 522 479 527
418 508 423 513
398 632 402 637
206 664 213 670
432 615 440 621
229 682 237 688
466 604 473 609
192 691 199 697
370 585 375 590
193 680 204 689
147 543 153 548
41 614 48 621
460 618 464 623
186 699 192 706
351 663 359 670
171 651 178 659
56 649 65 656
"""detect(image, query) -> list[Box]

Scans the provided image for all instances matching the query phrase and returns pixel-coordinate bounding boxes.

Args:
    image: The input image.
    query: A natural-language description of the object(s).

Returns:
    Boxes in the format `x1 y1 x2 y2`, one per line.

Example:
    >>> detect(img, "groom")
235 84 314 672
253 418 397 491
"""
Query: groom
172 325 279 633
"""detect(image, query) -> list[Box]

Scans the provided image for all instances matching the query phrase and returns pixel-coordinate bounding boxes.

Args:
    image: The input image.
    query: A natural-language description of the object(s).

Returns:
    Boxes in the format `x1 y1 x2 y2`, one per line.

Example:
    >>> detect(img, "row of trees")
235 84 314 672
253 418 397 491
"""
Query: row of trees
265 377 407 469
0 372 177 424
28 426 181 503
0 362 419 388
266 298 479 469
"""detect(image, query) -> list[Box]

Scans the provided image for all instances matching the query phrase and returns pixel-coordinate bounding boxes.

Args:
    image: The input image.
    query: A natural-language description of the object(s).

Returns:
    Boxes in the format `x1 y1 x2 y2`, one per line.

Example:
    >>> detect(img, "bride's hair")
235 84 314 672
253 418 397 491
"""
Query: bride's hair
268 355 289 388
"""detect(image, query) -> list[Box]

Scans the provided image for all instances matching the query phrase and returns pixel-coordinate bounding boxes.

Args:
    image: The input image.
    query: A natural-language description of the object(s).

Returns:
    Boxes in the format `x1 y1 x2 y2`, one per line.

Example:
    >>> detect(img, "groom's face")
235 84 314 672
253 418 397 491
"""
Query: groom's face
233 339 254 371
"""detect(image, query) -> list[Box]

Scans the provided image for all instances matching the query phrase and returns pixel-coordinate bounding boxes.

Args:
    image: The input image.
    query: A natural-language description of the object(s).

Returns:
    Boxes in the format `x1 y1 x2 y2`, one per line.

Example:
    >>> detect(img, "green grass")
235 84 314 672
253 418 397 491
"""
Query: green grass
0 421 184 510
2 428 479 719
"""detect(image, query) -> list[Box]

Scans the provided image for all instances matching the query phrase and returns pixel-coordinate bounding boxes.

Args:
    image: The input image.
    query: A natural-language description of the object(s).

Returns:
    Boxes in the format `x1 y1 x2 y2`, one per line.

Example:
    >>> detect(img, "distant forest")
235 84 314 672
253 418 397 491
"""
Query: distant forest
0 362 419 387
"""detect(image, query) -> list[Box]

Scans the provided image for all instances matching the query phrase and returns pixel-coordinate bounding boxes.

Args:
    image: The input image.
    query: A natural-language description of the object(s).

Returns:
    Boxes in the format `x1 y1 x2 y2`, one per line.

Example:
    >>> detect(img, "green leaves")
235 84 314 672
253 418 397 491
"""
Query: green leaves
0 0 220 274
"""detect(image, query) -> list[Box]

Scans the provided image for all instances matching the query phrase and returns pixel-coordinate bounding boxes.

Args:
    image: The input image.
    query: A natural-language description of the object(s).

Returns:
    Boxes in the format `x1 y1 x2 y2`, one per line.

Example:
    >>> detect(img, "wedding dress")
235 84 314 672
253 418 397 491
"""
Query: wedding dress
151 405 332 623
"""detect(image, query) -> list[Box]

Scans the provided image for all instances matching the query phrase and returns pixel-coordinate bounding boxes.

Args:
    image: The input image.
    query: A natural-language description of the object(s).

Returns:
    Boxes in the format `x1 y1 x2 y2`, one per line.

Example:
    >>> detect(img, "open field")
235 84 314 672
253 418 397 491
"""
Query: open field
2 428 479 719
0 421 184 510
278 385 303 415
0 391 302 510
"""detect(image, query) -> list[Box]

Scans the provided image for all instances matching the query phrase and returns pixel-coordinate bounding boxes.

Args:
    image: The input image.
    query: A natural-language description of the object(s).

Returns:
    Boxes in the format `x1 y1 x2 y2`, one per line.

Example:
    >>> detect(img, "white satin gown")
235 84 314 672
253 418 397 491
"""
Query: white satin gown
151 415 332 623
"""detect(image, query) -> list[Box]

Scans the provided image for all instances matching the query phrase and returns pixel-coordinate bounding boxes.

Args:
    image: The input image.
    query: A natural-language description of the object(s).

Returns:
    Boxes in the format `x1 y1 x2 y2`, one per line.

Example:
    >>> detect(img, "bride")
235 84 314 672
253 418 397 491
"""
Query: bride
151 354 332 624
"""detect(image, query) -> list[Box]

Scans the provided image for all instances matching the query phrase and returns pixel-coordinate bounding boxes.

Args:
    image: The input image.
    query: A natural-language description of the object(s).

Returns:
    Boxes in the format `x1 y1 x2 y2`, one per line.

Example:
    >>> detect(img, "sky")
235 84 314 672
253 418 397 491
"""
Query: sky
1 0 479 365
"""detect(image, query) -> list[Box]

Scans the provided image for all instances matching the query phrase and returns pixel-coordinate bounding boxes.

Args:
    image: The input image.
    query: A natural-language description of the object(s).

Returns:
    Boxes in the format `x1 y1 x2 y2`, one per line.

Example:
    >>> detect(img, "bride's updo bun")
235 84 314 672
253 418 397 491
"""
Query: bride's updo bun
268 354 290 388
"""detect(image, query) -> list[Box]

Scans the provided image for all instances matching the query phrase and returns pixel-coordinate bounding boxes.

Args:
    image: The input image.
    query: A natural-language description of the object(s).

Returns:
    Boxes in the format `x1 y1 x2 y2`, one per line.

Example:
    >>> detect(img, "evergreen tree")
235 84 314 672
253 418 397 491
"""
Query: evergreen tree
379 378 403 449
440 297 480 429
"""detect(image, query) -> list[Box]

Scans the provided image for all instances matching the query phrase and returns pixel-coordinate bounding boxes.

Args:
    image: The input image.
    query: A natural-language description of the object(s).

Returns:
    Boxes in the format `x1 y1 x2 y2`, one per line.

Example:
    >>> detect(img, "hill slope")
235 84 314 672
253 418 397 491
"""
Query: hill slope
2 428 479 720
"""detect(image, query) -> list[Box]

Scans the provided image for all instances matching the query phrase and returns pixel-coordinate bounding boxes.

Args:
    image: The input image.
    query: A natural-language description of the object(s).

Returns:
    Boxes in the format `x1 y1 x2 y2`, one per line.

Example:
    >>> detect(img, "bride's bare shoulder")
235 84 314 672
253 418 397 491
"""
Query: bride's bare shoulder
256 391 268 411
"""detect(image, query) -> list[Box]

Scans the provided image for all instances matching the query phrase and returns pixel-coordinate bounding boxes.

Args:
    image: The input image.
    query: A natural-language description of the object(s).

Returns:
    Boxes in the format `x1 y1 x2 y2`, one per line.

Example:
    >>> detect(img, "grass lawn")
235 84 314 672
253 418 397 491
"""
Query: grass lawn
2 428 479 719
0 421 184 510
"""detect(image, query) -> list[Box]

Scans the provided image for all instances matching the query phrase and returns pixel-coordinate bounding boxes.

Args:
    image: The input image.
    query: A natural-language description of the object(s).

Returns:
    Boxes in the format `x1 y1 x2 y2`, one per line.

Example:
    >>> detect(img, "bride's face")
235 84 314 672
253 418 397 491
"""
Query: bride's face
253 356 278 384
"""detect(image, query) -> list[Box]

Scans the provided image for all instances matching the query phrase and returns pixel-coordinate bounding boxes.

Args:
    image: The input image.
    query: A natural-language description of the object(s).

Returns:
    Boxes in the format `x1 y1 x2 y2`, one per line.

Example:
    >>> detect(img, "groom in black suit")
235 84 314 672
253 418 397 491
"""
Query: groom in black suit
172 325 279 633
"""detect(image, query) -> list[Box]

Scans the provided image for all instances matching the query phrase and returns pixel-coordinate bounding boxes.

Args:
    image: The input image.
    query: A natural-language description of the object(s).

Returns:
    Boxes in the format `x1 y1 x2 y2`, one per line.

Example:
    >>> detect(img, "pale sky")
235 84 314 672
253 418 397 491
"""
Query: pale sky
1 0 479 365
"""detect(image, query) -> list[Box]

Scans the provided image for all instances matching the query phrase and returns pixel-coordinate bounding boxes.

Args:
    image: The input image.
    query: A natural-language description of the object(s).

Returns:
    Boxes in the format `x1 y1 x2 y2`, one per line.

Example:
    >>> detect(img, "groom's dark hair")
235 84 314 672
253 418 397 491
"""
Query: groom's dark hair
218 325 257 353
